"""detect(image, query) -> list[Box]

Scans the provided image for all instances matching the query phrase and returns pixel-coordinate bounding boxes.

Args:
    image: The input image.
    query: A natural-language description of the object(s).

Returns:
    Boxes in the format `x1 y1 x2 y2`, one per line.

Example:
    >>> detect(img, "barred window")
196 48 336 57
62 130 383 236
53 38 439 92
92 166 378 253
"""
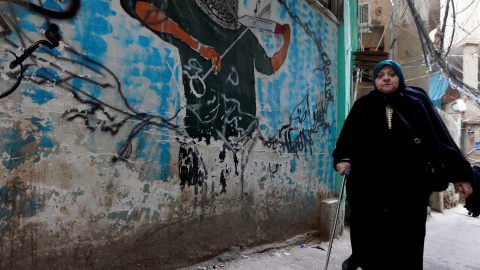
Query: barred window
359 2 371 28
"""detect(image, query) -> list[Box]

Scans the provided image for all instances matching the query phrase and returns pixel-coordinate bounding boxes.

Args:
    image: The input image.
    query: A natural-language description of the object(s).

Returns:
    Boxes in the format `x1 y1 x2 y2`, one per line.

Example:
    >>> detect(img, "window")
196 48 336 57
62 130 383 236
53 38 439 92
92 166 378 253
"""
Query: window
359 3 371 28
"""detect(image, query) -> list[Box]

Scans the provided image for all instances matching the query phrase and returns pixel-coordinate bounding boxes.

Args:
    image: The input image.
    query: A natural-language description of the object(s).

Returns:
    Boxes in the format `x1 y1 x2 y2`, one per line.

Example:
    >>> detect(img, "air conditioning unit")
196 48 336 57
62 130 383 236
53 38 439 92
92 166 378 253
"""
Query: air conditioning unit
359 3 371 28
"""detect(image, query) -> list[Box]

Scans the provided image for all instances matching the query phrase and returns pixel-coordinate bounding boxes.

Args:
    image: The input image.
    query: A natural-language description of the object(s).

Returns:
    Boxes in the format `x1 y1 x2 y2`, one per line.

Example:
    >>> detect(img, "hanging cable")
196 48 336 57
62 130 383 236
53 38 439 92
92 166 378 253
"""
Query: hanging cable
456 0 479 15
404 0 480 108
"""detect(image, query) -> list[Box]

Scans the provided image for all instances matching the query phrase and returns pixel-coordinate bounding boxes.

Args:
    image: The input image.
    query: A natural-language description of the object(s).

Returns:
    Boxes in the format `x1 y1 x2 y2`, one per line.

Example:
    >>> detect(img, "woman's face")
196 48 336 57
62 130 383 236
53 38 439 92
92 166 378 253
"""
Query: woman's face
375 65 399 94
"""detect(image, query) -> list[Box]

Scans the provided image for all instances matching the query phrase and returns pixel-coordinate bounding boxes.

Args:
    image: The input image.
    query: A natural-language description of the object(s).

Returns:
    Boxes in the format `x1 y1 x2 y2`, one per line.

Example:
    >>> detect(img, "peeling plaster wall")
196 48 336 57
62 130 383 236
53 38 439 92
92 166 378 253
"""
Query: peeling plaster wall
0 0 339 269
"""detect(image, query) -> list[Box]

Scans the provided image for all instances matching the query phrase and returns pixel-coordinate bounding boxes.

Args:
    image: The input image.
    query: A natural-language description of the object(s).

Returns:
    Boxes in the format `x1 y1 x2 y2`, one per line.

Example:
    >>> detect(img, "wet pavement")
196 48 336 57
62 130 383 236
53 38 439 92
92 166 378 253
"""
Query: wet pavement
180 205 480 270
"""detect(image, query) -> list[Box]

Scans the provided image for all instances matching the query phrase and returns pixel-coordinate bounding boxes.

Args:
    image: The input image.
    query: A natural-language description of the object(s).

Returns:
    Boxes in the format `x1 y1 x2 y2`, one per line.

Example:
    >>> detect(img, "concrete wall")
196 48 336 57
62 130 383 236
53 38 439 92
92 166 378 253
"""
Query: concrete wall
431 109 461 212
437 108 461 145
438 0 480 48
0 1 340 269
358 0 391 49
463 120 480 165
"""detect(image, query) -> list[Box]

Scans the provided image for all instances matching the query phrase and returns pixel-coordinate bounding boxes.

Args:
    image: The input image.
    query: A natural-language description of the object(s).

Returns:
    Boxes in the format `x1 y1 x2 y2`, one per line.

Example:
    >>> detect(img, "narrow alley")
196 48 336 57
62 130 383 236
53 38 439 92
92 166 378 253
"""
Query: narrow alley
182 205 480 270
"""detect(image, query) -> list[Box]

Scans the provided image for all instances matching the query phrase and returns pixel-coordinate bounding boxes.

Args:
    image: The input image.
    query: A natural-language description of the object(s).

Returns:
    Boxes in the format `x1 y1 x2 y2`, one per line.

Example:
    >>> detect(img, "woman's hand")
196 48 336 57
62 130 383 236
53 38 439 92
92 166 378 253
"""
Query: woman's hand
454 182 473 199
336 162 351 176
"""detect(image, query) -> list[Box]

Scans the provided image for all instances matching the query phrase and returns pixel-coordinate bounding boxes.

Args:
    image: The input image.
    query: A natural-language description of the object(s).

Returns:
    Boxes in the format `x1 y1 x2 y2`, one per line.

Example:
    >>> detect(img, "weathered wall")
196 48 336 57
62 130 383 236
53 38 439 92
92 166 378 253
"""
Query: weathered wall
0 0 339 269
437 108 460 145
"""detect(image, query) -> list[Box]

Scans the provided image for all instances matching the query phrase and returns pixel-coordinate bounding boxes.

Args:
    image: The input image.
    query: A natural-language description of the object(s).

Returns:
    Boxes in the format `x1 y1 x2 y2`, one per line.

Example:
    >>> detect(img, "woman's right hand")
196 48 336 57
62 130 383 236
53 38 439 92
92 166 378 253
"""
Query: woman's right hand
336 162 351 176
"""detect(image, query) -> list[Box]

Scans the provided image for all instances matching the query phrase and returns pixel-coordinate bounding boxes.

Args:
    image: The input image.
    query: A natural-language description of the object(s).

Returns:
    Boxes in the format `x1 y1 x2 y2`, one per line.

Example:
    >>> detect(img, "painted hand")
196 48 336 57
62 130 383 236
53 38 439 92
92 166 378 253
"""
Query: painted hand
199 45 221 74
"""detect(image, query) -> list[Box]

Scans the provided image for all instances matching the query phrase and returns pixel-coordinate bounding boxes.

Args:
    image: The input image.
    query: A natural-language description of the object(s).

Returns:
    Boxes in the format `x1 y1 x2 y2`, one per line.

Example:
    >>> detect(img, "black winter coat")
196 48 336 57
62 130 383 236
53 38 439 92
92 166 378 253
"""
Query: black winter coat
333 85 472 206
332 85 473 269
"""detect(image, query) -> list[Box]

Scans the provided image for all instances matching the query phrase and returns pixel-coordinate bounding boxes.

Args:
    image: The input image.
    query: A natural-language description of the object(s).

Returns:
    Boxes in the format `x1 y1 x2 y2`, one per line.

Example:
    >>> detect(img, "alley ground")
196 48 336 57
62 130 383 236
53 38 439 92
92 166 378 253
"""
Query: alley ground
180 205 480 270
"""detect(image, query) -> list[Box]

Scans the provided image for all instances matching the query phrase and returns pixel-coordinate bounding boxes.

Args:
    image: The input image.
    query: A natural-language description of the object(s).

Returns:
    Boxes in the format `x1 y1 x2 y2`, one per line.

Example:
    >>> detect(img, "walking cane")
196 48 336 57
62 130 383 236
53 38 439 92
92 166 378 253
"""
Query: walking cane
323 169 350 270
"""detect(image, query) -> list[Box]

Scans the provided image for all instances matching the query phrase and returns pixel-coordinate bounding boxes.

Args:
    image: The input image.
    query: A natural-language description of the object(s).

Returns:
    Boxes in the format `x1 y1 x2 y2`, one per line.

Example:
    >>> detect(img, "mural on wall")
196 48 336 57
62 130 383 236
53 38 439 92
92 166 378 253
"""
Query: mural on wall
0 0 338 234
120 0 291 190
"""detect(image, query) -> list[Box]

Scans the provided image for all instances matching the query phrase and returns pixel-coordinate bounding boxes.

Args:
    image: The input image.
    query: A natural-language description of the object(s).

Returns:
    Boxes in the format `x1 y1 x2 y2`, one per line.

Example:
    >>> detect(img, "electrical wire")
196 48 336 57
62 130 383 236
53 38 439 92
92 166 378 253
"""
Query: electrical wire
445 0 456 63
404 0 480 108
450 53 480 57
455 0 479 15
439 0 450 50
405 71 441 82
456 0 480 24
449 23 480 49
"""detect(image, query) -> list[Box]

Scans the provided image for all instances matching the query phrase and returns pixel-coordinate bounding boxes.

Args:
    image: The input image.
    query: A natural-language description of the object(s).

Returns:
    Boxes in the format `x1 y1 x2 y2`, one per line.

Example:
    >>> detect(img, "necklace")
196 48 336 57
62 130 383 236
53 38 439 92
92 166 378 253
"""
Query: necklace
386 105 393 129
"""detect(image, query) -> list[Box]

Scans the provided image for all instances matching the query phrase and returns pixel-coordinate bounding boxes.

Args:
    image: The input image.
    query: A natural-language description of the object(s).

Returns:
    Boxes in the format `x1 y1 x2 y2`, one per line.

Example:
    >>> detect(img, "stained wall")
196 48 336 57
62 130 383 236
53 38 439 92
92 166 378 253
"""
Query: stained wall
0 0 339 268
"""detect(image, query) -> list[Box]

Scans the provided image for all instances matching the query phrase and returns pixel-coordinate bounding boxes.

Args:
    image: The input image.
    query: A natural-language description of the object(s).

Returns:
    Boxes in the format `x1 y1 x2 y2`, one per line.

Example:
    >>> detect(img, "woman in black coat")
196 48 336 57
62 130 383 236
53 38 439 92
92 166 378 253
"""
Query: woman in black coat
332 60 473 270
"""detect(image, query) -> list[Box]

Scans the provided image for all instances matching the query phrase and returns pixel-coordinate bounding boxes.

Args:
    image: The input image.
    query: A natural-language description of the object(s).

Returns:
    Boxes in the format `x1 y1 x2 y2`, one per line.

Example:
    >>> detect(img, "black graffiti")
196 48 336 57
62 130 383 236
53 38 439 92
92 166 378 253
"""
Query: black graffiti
0 0 81 98
9 24 60 69
1 23 60 100
26 44 203 173
0 49 23 99
269 163 280 173
278 0 333 104
0 0 80 38
3 0 80 19
1 17 181 161
254 1 334 156
219 169 230 193
260 91 331 156
179 145 207 188
0 13 11 38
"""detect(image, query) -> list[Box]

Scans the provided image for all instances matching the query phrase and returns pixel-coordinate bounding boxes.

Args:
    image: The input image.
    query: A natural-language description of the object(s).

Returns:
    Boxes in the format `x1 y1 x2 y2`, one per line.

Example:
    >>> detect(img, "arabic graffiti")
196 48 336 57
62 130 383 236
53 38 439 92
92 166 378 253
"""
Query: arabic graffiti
258 1 334 157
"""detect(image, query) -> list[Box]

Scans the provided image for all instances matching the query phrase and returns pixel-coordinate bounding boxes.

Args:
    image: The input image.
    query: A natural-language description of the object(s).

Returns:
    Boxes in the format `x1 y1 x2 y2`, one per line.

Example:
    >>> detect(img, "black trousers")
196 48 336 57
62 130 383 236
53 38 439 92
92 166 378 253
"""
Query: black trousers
349 192 430 270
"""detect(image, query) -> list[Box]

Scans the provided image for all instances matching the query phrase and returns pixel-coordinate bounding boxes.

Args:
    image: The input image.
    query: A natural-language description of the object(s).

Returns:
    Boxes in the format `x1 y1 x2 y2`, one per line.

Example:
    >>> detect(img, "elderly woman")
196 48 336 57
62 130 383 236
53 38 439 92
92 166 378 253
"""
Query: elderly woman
332 60 473 270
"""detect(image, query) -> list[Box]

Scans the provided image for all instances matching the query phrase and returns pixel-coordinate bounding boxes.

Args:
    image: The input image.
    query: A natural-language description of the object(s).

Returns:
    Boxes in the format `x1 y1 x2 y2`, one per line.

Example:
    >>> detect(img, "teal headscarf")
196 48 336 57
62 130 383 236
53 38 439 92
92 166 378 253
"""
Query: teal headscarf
372 60 406 89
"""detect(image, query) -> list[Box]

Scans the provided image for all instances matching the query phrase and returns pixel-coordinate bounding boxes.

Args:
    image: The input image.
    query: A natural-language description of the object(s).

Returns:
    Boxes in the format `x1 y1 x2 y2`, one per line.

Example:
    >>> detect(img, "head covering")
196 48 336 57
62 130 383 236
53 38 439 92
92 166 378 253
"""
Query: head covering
196 0 240 30
372 60 405 89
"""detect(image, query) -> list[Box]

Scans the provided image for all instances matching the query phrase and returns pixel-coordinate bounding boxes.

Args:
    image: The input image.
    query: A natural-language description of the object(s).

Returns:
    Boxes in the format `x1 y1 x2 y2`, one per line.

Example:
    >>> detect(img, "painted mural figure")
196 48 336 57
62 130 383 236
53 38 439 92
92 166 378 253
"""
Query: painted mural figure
120 0 290 188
